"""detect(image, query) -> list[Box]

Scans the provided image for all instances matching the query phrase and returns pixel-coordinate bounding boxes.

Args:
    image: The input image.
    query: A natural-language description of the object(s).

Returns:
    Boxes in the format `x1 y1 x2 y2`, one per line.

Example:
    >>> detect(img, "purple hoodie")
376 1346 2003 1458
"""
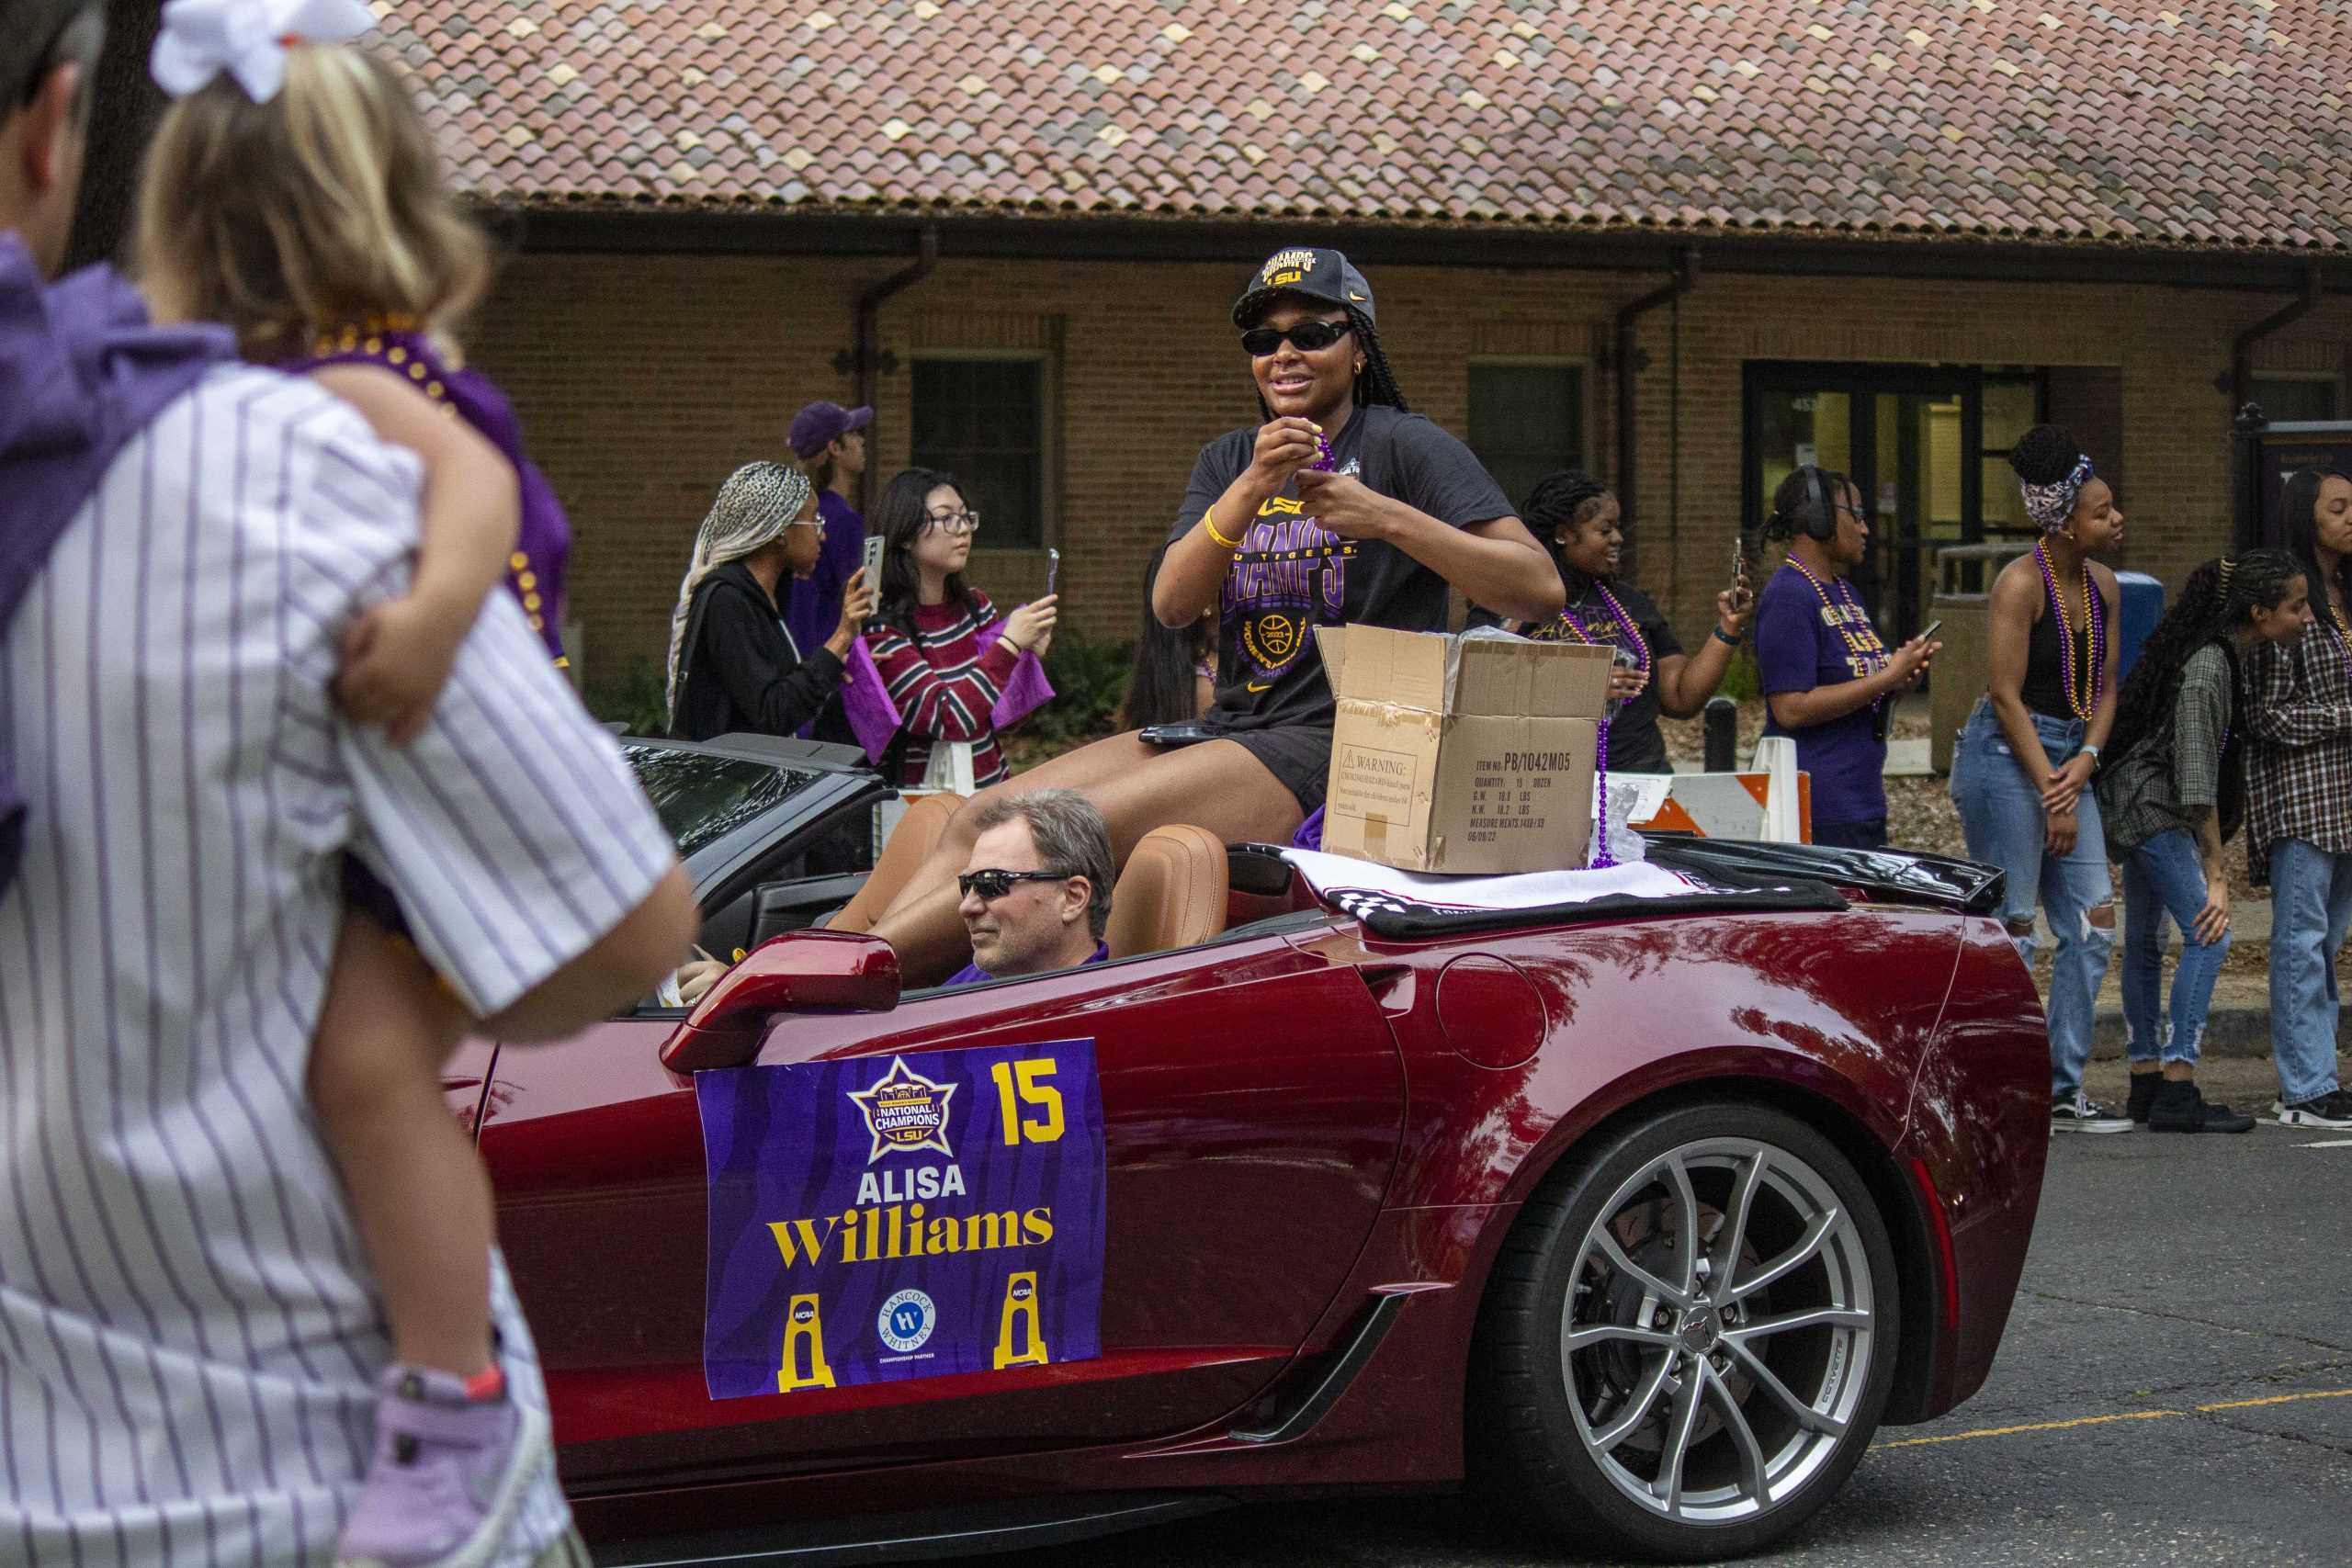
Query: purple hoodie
0 235 233 893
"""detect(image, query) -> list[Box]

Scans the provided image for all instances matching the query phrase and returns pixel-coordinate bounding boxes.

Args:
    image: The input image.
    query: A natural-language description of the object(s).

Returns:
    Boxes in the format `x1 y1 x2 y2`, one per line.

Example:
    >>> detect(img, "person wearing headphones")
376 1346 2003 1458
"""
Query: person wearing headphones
1753 465 1939 850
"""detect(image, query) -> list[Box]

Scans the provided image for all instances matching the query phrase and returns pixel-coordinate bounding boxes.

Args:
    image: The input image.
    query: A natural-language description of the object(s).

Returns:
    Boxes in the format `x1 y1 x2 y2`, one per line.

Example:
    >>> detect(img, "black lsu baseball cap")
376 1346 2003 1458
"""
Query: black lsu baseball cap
1231 246 1375 328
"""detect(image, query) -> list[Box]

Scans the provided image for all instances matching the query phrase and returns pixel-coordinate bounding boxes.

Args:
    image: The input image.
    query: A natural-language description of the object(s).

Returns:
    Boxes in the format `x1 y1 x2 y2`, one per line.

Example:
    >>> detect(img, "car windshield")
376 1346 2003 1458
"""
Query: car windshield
626 746 821 859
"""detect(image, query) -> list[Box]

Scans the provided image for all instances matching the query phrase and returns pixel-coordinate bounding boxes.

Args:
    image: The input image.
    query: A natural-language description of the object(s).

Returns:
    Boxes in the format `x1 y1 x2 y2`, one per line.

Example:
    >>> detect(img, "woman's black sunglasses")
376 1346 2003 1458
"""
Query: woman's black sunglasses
1240 320 1353 357
956 868 1072 902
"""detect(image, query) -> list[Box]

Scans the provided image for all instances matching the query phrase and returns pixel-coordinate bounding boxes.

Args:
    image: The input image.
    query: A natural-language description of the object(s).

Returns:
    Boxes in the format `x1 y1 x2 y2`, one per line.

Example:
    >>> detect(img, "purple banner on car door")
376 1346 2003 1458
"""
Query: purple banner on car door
695 1041 1105 1400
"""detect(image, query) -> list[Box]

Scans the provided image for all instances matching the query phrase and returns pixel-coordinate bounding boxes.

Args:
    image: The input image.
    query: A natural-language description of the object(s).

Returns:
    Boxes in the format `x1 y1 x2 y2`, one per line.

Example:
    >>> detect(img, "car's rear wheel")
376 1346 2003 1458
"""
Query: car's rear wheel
1471 1102 1898 1561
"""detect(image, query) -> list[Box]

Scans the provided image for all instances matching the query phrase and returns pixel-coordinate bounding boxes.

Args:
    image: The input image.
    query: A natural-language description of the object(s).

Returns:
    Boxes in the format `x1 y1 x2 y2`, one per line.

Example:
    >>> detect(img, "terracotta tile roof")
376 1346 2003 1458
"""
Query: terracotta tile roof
384 0 2352 253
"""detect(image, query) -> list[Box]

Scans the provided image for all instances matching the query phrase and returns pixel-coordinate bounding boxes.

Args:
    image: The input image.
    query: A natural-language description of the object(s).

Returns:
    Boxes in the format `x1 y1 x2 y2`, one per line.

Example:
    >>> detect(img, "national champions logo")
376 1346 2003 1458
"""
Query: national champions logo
846 1057 958 1162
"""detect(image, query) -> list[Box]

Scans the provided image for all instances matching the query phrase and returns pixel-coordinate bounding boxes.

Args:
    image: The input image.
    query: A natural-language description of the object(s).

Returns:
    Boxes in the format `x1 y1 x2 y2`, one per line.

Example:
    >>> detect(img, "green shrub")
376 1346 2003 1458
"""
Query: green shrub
585 654 673 738
1716 646 1761 703
1023 626 1135 749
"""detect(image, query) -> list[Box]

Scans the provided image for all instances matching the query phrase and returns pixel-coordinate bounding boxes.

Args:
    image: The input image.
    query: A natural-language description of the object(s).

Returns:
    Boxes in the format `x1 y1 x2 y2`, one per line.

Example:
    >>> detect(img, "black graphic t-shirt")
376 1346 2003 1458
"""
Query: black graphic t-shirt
1170 405 1513 733
1466 576 1682 773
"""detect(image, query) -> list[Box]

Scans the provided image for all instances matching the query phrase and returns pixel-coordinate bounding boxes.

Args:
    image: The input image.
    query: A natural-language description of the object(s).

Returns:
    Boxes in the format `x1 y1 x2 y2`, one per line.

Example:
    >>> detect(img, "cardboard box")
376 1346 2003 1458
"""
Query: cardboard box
1317 626 1614 874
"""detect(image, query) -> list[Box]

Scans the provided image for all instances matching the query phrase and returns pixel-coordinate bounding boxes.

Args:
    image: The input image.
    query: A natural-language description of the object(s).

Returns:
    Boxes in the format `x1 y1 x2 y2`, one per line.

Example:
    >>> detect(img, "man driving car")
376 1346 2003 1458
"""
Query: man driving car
669 787 1113 1002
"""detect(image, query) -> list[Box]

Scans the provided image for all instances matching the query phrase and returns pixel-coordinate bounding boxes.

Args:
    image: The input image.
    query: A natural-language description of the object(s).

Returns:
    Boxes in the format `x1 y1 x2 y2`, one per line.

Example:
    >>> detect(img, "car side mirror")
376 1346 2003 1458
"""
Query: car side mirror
658 931 900 1074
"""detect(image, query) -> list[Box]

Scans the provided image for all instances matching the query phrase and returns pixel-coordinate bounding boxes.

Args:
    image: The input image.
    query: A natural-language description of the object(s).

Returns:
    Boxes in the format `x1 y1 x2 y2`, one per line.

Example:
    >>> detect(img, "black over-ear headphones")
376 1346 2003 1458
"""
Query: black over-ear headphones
1795 465 1838 540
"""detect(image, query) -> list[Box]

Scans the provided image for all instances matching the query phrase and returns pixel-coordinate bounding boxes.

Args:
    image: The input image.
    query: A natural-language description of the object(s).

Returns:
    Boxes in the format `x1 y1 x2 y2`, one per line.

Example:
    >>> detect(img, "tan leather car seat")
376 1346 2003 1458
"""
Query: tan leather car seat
828 792 966 934
1105 825 1228 959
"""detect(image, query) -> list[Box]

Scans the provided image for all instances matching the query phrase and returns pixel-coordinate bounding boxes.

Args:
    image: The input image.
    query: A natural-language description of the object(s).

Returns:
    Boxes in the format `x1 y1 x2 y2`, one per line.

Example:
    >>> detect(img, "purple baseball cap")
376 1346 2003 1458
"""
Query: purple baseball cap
788 400 873 459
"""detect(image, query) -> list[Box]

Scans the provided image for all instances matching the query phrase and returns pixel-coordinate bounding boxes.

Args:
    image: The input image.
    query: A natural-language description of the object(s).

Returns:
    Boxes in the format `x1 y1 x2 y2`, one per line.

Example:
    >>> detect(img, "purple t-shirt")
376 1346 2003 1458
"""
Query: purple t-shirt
785 489 865 660
1754 561 1887 829
944 940 1109 988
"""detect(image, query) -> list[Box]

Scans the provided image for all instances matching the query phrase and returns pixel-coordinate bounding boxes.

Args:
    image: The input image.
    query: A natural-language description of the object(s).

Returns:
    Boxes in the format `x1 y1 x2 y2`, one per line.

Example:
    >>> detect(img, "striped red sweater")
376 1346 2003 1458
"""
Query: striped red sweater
866 592 1020 787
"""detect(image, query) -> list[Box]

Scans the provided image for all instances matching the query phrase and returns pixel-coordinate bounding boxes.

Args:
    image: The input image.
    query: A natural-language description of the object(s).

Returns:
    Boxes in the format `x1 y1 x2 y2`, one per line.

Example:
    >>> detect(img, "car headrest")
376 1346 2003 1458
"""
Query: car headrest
1106 824 1228 960
829 792 966 934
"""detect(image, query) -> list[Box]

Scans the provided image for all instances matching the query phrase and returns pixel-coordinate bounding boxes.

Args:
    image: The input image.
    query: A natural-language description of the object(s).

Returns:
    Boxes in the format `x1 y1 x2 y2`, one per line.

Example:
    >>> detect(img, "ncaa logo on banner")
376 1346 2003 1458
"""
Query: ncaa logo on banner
878 1289 937 1353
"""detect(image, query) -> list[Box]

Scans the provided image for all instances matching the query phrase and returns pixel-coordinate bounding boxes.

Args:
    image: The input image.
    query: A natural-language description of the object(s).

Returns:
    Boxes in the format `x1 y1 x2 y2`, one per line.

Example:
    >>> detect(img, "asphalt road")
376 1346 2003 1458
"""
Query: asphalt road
1012 1059 2352 1568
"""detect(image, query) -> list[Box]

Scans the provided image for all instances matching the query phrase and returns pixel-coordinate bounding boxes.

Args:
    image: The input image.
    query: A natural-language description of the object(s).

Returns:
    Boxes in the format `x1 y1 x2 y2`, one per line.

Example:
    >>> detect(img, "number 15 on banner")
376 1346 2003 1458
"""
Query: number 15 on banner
991 1059 1064 1145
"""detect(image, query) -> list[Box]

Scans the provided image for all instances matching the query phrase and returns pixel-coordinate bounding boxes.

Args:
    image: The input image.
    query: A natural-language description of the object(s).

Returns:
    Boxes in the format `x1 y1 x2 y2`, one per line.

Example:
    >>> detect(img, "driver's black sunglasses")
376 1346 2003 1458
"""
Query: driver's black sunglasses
956 868 1071 902
1240 320 1353 357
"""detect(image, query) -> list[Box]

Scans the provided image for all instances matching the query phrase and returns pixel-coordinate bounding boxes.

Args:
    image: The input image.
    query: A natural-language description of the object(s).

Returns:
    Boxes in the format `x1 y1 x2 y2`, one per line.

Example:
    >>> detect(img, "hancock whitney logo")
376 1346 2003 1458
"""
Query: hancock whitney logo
846 1057 957 1162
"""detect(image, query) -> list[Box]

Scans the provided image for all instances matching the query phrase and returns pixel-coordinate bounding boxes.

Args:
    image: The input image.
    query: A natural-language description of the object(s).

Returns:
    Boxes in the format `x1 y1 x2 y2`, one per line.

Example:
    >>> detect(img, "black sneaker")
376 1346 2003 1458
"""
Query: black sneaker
2051 1091 2133 1134
2272 1089 2352 1128
2147 1079 2255 1134
2126 1072 2162 1123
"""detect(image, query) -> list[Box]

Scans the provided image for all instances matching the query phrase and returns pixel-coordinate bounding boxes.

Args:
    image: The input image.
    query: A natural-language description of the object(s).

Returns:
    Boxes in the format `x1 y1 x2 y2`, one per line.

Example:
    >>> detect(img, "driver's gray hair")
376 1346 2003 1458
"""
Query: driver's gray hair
970 788 1114 940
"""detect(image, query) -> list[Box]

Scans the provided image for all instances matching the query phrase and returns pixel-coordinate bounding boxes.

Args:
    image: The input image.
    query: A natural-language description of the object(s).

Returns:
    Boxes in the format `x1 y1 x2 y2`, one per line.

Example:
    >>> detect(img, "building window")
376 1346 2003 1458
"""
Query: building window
910 356 1049 550
1467 361 1587 512
2251 375 2341 424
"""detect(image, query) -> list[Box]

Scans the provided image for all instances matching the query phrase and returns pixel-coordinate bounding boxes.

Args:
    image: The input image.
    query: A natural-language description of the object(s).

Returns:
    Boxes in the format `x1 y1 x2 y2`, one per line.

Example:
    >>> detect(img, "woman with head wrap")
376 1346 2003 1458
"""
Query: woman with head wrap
666 460 873 741
1949 424 2129 1134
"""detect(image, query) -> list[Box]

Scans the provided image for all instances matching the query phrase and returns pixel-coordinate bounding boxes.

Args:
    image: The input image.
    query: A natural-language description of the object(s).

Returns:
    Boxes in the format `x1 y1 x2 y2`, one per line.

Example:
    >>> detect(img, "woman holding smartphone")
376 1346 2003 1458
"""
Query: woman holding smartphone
1468 468 1750 773
865 246 1561 981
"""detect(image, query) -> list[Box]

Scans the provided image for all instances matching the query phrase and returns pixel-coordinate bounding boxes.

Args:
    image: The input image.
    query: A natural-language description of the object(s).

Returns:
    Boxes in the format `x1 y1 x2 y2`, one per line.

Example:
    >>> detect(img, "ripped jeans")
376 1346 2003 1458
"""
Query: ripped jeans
1951 699 2116 1099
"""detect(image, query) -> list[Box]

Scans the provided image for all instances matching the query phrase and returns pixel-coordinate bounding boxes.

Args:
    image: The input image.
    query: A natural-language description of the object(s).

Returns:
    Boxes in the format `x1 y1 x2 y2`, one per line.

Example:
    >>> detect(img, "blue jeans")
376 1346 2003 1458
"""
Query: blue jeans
2267 838 2352 1104
2118 829 2229 1067
1950 699 2116 1099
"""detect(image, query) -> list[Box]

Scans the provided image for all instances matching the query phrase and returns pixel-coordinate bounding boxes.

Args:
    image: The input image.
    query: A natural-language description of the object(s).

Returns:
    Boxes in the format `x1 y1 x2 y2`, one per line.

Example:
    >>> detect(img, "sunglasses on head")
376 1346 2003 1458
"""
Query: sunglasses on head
1240 319 1353 357
956 868 1071 902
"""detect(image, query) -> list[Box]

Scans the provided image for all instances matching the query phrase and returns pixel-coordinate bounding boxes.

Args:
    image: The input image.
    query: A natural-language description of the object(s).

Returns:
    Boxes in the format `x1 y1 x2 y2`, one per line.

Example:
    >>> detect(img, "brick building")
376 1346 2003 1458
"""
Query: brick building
393 1 2352 687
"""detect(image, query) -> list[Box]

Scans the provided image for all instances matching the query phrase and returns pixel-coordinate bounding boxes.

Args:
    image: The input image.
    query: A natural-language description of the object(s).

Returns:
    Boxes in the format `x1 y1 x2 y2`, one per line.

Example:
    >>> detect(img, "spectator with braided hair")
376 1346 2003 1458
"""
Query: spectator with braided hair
1468 468 1752 772
666 459 872 741
862 246 1561 983
2094 550 2310 1133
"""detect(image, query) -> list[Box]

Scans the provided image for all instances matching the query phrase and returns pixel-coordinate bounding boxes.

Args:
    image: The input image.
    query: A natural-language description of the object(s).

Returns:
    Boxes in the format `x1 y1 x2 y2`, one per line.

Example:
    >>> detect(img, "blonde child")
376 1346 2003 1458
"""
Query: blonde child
139 6 578 1563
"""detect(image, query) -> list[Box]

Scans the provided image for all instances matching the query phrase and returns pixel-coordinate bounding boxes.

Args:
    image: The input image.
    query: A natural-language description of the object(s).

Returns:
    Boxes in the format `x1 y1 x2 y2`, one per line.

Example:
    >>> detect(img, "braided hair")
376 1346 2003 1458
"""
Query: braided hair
664 460 815 728
2105 547 2304 841
1521 468 1615 583
1760 466 1851 544
2278 468 2352 626
1250 302 1409 421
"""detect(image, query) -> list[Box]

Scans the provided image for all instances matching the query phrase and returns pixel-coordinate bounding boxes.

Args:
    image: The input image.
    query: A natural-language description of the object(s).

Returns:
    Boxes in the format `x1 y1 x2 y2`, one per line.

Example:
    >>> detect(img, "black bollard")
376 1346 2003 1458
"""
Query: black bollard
1703 695 1737 773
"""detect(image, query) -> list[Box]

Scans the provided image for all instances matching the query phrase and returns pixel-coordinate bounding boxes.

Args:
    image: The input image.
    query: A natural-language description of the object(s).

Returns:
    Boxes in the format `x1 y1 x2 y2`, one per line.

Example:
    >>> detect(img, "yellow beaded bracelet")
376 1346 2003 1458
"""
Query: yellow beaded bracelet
1202 505 1242 550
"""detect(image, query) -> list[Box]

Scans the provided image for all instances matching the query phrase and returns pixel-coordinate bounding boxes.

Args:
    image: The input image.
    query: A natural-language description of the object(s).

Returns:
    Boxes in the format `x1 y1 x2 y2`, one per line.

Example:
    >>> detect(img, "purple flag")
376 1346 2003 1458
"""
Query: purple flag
840 625 1057 767
695 1040 1105 1399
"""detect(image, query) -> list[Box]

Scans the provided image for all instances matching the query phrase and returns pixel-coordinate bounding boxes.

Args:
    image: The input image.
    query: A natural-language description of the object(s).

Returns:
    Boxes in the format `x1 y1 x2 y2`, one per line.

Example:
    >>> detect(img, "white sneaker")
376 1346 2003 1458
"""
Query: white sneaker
2050 1091 2133 1134
2270 1090 2352 1129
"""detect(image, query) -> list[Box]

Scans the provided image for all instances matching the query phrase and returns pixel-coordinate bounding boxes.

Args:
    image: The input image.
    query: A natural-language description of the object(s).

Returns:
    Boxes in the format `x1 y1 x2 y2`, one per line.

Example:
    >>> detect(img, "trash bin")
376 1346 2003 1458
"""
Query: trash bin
1929 542 2036 773
2115 570 2164 683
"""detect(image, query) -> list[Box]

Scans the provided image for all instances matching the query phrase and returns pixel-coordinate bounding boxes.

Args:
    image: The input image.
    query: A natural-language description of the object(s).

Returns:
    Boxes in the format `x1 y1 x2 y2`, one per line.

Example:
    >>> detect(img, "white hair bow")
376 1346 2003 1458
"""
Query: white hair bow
151 0 378 103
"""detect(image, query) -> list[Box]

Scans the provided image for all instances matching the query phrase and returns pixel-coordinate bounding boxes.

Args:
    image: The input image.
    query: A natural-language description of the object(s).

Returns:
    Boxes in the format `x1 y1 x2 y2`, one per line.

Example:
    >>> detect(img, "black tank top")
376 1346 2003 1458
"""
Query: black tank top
2021 574 2102 719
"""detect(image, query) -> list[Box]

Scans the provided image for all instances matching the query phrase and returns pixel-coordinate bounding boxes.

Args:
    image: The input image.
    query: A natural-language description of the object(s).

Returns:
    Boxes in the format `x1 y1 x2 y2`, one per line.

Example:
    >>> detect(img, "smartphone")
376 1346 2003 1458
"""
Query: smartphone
1045 547 1060 596
1730 532 1752 608
1139 721 1217 748
1917 618 1944 643
860 532 887 592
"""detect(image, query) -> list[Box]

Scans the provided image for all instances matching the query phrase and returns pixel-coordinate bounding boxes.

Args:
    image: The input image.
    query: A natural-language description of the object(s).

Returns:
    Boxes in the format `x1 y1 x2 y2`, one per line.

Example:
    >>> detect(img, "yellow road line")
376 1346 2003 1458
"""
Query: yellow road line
1874 1409 2177 1450
2197 1387 2352 1414
1872 1385 2352 1451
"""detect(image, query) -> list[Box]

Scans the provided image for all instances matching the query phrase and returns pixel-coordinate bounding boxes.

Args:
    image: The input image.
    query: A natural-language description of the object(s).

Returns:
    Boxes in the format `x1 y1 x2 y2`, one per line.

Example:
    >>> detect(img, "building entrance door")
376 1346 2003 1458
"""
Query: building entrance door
1746 364 2043 645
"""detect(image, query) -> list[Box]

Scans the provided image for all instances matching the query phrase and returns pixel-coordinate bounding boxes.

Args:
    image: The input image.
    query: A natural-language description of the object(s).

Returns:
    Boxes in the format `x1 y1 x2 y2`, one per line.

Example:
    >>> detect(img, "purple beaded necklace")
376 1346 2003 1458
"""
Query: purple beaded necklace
2034 539 2107 722
1553 581 1648 870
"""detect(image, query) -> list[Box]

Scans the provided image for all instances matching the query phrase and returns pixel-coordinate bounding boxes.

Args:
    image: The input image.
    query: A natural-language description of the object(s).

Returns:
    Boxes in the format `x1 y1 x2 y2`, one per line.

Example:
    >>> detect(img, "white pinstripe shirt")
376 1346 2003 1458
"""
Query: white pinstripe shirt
0 367 676 1566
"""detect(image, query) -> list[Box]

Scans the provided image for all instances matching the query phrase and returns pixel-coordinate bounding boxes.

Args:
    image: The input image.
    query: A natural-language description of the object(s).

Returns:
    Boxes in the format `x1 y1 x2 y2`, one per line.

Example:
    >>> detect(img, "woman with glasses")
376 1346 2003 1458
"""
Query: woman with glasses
864 467 1057 788
665 460 871 741
1949 424 2127 1134
865 246 1562 981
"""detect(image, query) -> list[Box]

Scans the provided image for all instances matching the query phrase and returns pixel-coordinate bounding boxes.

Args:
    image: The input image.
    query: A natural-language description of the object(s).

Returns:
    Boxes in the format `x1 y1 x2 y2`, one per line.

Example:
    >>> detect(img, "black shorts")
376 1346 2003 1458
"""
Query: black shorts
1213 724 1334 817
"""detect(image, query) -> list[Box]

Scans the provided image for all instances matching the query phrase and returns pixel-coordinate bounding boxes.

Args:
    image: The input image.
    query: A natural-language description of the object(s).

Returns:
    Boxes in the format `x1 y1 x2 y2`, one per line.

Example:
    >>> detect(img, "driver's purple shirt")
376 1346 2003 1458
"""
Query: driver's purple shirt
944 939 1109 987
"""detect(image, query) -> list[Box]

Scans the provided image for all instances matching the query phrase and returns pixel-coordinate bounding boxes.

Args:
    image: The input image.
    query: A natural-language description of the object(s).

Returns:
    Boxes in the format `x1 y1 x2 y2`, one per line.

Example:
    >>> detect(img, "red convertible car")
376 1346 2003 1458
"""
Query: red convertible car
458 735 2048 1563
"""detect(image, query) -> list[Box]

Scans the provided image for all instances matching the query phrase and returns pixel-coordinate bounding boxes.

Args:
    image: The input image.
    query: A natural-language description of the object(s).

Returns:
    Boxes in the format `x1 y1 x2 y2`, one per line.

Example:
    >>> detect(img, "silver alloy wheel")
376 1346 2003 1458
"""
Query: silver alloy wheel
1558 1135 1876 1525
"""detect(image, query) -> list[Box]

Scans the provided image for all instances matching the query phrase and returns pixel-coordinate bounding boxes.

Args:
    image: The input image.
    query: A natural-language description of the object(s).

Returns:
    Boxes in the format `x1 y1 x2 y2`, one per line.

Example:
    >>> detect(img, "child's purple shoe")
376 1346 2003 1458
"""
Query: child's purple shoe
335 1364 551 1568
